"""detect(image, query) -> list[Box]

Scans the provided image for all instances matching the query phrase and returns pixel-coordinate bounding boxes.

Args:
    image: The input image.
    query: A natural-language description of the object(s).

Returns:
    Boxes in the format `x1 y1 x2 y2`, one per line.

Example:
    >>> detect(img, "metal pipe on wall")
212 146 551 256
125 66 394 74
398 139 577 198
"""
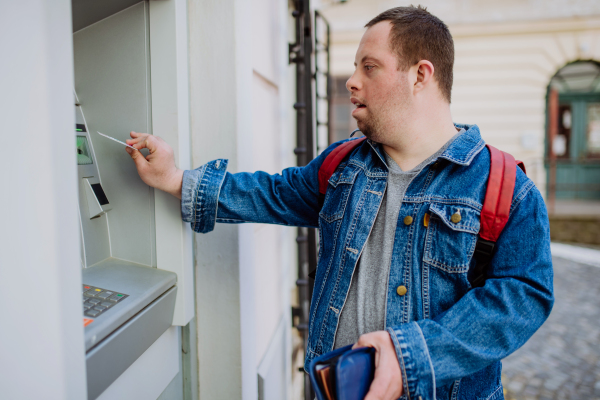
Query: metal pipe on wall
289 1 316 399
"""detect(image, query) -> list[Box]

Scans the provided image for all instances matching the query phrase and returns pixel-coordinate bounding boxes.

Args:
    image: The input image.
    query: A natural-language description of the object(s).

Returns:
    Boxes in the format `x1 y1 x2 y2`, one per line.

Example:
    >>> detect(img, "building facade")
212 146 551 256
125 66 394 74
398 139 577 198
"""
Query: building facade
319 0 600 200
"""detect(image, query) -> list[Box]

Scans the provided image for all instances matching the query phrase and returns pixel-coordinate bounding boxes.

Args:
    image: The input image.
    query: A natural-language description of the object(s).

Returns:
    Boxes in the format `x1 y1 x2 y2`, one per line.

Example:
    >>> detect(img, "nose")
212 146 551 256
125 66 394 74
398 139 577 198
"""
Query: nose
346 71 360 93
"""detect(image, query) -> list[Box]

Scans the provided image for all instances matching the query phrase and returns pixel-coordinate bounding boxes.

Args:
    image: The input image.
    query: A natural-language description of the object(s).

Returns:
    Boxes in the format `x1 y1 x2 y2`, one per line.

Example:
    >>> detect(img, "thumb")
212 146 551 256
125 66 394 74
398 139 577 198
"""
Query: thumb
126 147 148 172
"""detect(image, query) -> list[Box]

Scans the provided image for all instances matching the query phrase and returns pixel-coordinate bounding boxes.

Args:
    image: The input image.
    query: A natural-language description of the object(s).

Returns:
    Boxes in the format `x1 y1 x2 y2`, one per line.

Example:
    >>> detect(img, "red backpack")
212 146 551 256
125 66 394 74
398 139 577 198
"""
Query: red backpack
316 137 526 288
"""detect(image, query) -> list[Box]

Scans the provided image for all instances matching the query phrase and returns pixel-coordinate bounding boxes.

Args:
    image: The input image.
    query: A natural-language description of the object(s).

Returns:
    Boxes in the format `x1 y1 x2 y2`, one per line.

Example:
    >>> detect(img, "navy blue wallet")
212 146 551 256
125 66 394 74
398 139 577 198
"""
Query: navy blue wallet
309 345 375 400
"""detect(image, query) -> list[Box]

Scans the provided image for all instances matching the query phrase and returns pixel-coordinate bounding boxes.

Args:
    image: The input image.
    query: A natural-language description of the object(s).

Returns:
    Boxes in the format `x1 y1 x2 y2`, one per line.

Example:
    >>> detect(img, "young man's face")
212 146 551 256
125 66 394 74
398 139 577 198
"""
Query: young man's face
347 21 412 143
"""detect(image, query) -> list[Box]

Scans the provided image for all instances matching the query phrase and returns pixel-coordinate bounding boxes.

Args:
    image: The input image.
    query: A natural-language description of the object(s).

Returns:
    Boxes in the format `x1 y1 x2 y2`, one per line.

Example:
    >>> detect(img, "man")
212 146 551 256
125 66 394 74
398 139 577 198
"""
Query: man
126 6 553 400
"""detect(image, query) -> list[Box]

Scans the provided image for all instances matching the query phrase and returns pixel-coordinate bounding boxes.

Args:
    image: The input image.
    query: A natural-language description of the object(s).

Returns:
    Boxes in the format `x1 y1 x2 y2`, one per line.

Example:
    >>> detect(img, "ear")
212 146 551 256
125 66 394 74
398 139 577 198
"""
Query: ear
413 60 434 93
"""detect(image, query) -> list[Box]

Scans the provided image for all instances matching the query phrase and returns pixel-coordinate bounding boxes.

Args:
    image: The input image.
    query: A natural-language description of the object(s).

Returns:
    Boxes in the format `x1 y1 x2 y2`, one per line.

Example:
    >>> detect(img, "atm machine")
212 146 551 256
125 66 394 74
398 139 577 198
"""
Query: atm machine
71 1 194 398
76 104 178 399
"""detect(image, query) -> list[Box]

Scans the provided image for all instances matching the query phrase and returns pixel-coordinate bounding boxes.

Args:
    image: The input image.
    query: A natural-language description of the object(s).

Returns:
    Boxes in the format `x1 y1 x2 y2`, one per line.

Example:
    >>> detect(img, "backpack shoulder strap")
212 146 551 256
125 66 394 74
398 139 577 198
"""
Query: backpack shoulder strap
318 137 367 207
480 144 518 242
309 137 366 280
471 144 524 287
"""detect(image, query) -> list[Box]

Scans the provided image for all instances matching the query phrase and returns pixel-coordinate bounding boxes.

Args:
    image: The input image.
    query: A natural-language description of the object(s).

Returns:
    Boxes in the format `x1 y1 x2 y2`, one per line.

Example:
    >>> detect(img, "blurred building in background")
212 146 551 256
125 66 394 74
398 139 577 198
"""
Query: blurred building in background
317 0 600 244
319 1 600 199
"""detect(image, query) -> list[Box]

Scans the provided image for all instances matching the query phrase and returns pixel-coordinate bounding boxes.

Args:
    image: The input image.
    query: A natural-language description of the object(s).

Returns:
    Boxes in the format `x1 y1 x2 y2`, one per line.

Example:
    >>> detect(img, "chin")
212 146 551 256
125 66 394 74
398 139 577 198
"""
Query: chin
355 120 373 139
354 119 368 134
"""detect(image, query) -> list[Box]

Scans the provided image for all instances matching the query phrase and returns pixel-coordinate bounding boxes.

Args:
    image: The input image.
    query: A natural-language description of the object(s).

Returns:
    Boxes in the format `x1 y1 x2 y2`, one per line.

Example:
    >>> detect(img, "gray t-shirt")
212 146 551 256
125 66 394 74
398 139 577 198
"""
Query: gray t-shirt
333 131 462 348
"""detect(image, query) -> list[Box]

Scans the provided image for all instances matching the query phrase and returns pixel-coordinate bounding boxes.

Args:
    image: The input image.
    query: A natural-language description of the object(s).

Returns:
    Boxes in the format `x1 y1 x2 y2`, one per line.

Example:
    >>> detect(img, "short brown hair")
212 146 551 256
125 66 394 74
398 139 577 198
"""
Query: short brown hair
365 5 454 103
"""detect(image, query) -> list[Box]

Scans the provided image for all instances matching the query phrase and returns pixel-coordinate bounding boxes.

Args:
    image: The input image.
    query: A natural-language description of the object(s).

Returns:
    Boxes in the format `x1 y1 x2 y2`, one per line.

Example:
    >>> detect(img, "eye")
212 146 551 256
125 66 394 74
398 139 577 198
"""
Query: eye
365 65 374 71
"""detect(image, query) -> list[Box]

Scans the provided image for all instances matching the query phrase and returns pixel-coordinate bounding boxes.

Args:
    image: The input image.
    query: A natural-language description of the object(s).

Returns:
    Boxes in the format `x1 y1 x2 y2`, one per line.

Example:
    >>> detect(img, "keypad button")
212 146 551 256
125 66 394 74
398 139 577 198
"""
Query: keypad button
109 294 125 302
85 309 101 317
82 285 127 316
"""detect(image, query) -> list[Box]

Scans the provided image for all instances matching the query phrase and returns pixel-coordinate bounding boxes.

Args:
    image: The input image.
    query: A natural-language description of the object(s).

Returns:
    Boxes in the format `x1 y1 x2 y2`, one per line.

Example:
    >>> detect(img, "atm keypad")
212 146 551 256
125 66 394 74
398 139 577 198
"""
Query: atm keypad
82 285 128 318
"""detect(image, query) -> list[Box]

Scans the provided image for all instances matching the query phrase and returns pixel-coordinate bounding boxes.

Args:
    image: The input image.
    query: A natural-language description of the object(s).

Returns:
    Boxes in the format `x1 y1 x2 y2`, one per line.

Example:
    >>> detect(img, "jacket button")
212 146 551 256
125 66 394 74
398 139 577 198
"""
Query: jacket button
451 212 461 223
396 285 407 296
403 216 413 225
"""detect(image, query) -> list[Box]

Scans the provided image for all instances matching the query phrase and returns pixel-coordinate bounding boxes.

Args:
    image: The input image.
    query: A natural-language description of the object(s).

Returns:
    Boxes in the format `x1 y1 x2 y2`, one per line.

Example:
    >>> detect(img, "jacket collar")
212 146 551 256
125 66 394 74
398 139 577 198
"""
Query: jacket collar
364 123 485 168
439 124 486 166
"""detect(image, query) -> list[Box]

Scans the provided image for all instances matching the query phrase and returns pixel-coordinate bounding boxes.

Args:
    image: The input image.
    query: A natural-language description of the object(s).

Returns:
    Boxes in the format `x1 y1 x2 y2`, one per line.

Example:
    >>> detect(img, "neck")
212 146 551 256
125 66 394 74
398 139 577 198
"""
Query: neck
381 101 457 171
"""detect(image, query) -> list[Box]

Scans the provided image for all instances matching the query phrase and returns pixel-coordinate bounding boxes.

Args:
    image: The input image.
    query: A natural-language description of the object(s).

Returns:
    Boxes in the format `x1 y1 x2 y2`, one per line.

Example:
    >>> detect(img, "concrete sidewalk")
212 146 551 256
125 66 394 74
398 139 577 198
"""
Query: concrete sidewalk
501 244 600 400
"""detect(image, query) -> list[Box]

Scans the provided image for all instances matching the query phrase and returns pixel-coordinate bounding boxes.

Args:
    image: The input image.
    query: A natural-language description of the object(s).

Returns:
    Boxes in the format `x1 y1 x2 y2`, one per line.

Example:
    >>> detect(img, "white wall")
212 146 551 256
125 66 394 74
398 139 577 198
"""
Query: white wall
251 0 296 367
188 0 296 398
0 1 87 399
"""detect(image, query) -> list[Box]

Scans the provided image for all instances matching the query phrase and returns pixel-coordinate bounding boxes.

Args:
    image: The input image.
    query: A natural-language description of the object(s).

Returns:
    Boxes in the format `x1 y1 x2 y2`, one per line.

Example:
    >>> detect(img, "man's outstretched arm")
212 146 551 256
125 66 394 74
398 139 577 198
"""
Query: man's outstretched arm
126 131 347 233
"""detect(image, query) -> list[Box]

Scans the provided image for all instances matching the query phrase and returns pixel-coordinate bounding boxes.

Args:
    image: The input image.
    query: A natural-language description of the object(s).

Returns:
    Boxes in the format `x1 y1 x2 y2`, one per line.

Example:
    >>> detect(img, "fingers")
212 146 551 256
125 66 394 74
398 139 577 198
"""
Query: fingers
126 145 148 171
127 134 157 153
124 131 178 194
129 131 147 139
354 331 383 349
363 350 397 400
143 135 159 154
127 131 150 148
355 331 403 400
126 133 167 156
364 365 394 400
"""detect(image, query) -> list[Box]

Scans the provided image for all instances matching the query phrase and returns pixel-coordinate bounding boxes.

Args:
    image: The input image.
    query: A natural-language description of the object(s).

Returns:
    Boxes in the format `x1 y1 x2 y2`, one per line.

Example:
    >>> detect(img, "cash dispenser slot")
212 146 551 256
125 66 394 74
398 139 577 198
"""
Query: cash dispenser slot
83 179 111 219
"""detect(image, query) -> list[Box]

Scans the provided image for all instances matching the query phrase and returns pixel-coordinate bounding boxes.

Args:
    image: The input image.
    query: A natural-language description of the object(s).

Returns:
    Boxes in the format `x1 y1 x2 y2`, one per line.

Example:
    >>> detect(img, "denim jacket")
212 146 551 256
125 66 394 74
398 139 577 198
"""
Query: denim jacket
181 124 553 400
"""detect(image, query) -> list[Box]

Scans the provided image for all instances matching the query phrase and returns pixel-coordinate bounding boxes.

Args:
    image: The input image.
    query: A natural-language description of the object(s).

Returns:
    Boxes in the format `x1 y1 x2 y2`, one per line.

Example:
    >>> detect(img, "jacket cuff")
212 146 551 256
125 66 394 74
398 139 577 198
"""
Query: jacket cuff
181 159 229 233
387 323 435 400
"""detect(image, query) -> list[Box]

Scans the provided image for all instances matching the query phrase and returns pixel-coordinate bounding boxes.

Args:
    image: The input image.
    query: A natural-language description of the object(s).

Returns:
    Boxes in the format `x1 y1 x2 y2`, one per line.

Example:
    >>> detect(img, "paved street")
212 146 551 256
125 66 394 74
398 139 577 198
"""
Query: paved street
501 255 600 400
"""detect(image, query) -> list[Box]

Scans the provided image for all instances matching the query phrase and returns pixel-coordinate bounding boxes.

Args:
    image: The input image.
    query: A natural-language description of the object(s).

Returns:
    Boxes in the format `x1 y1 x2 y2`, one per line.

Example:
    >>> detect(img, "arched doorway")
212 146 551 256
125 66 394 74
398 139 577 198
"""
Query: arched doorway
546 61 600 208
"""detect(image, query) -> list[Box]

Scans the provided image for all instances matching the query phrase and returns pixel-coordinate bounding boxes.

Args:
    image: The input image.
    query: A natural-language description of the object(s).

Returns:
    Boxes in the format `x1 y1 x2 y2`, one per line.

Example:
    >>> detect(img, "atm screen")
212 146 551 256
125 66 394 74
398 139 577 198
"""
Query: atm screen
76 136 93 165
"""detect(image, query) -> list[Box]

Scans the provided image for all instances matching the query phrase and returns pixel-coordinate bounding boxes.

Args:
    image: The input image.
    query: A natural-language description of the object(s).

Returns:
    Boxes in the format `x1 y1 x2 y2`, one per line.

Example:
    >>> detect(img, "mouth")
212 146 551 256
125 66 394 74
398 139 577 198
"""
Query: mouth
351 98 367 116
351 98 367 109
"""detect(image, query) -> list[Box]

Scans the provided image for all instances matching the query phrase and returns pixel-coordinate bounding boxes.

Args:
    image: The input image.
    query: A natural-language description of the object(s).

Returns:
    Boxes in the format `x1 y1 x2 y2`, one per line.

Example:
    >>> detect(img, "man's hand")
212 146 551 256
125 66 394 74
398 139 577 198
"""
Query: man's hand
125 132 184 199
353 331 404 400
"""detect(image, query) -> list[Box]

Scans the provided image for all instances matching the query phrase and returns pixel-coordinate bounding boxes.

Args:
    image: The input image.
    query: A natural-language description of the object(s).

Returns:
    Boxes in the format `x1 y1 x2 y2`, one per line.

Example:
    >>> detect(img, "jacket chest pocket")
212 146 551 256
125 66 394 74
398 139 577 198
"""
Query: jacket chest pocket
319 165 359 223
423 203 480 273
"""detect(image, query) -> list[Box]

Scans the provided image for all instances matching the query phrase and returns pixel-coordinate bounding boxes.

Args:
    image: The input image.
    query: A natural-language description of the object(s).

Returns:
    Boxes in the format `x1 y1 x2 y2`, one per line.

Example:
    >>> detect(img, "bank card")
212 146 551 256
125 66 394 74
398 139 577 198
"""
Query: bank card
96 131 138 151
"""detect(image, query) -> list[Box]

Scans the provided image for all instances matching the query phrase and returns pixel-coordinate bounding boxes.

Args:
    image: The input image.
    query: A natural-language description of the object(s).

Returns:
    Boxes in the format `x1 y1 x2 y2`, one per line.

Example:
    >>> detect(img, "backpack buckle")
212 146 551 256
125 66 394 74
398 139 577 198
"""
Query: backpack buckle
474 238 495 262
470 238 496 288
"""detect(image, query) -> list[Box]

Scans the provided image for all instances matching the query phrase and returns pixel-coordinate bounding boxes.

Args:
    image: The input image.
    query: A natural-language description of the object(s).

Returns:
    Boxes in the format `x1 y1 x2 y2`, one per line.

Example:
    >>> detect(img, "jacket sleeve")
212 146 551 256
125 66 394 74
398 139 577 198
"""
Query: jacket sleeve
387 181 554 399
180 140 349 233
